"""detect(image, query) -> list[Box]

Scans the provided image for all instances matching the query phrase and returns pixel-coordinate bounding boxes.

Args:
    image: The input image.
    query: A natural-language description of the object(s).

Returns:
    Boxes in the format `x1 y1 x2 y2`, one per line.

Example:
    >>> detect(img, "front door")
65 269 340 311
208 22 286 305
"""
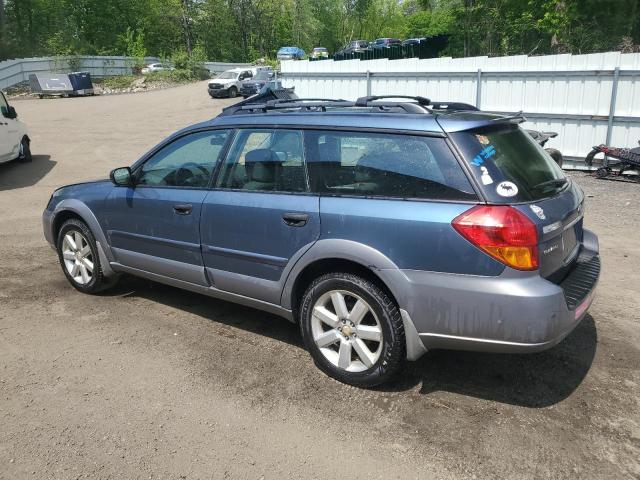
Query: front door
201 128 320 304
103 129 232 285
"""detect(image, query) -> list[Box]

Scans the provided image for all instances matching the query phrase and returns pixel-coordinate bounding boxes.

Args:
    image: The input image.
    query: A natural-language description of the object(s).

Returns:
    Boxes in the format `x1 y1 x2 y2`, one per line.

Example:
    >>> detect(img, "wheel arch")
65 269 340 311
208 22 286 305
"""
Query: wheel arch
281 239 403 317
51 200 117 276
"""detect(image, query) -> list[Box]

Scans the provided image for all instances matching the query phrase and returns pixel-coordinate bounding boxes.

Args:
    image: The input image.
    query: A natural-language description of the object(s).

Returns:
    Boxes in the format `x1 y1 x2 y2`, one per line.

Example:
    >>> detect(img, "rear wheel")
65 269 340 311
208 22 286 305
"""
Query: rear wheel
18 136 32 163
56 218 117 294
299 272 405 387
228 86 238 98
595 166 610 179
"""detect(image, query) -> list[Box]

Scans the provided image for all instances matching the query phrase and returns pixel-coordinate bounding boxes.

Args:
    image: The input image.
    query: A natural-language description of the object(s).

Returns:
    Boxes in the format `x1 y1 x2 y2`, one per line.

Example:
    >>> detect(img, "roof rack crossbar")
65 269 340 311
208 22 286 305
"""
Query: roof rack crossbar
355 95 431 107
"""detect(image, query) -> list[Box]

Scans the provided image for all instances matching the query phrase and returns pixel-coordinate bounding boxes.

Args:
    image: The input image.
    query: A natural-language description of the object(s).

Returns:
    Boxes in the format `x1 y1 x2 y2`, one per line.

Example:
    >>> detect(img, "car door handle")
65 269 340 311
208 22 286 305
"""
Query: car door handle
173 204 193 215
282 212 309 227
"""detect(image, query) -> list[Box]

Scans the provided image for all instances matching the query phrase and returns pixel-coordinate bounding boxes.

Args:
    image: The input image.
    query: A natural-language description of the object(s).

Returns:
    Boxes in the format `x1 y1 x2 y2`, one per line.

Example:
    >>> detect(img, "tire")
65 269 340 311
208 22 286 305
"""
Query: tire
227 87 238 98
595 166 610 179
585 148 598 167
18 136 32 163
299 272 405 387
545 148 563 168
56 218 117 294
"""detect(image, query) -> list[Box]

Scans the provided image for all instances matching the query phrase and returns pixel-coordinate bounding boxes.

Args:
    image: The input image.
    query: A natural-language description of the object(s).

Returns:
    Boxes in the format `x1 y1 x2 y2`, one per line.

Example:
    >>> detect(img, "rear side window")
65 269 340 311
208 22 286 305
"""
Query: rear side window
451 126 567 203
304 130 477 201
216 128 306 192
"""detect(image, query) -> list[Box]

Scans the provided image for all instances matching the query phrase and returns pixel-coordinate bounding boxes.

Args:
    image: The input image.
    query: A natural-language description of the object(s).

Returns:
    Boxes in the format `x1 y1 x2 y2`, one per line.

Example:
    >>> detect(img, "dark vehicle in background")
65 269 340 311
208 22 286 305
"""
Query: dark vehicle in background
371 38 402 49
240 70 276 98
43 93 599 388
311 47 329 59
402 38 425 46
337 40 370 55
277 46 305 61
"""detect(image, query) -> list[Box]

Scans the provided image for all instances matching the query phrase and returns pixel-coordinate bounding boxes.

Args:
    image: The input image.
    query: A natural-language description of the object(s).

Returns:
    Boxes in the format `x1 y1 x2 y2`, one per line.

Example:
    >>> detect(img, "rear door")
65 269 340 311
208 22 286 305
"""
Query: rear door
201 128 320 304
449 124 583 279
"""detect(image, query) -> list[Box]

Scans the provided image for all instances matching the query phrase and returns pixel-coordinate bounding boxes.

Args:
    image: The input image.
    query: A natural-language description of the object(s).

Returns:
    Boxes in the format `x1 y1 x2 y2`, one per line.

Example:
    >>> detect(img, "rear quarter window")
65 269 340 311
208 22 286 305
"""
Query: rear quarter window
304 130 477 201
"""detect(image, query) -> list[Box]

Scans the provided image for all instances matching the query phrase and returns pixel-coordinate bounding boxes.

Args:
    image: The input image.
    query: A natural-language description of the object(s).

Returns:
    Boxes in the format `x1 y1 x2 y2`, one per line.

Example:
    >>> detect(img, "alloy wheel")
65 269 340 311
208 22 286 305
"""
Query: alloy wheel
61 230 94 285
311 290 383 372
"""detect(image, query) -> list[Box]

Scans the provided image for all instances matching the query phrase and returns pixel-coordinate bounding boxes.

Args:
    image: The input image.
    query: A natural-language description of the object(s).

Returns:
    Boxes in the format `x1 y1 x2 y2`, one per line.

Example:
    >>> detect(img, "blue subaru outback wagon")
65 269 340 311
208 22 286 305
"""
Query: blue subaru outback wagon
43 94 600 387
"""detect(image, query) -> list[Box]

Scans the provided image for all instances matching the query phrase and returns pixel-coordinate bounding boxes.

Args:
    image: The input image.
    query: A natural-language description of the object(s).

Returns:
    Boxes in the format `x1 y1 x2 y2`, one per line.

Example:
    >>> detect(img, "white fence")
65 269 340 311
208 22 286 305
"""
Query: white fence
280 52 640 165
0 56 251 90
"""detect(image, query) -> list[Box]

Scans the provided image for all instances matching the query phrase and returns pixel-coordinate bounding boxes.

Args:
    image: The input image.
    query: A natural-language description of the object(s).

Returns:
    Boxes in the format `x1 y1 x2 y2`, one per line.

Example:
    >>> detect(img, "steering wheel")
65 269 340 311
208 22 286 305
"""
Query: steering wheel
174 162 210 186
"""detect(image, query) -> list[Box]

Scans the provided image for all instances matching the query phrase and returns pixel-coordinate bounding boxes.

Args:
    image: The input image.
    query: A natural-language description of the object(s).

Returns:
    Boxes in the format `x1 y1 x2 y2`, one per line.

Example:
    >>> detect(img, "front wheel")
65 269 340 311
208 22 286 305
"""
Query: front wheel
299 272 405 387
56 218 117 294
18 137 32 163
227 87 238 98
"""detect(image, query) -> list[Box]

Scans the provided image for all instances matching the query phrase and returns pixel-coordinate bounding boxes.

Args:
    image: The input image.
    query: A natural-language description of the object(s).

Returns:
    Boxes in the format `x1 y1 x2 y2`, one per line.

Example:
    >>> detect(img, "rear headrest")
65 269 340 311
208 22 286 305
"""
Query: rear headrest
355 153 388 182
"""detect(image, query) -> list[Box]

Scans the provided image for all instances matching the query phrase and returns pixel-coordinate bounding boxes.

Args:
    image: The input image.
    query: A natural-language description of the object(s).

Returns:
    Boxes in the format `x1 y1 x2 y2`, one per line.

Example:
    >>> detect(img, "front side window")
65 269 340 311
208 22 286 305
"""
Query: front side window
0 92 8 114
216 129 306 192
136 130 231 188
304 130 477 201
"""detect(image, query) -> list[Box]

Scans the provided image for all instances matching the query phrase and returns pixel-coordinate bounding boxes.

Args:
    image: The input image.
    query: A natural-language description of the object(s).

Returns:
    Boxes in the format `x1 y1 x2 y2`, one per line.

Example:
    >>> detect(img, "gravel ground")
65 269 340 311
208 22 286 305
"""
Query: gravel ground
1 81 639 479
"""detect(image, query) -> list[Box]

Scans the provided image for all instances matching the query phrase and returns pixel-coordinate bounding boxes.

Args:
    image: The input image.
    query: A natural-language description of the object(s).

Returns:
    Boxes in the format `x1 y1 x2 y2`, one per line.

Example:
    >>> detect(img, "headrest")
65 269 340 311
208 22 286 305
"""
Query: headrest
246 148 277 164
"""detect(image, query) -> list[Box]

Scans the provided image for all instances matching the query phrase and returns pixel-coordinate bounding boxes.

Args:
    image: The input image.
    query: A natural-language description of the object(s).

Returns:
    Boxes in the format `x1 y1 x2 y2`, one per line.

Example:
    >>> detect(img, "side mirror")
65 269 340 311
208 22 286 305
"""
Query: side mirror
110 167 133 187
2 106 17 119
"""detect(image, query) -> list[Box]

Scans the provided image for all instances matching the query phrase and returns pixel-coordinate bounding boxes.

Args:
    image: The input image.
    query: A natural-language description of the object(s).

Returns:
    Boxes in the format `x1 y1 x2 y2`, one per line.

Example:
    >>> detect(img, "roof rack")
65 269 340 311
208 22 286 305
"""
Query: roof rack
354 95 431 107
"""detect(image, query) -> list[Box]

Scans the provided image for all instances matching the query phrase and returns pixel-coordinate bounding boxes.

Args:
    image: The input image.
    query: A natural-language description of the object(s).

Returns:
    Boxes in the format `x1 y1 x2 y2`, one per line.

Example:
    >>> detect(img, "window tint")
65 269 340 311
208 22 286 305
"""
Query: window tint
216 129 306 192
137 130 231 188
304 131 476 200
451 126 566 203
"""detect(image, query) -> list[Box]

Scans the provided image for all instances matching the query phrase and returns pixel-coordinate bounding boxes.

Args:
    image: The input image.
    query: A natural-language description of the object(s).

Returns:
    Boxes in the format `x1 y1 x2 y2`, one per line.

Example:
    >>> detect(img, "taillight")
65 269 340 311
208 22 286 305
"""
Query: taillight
452 205 539 270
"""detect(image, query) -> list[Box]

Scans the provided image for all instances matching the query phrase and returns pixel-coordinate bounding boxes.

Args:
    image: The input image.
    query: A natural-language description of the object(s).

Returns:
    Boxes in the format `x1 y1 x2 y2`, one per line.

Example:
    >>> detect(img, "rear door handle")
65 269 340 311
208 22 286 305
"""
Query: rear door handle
173 204 193 215
282 212 309 227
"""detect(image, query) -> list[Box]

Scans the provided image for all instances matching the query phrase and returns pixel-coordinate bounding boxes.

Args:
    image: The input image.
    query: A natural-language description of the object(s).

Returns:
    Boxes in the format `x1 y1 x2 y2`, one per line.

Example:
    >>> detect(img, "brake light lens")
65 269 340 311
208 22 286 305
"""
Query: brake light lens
452 205 539 270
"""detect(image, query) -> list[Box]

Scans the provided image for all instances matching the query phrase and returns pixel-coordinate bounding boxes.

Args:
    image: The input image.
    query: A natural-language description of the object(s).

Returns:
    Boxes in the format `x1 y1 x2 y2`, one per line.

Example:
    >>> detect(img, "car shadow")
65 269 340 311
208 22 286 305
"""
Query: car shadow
106 276 597 408
383 314 598 407
105 276 304 349
0 155 56 190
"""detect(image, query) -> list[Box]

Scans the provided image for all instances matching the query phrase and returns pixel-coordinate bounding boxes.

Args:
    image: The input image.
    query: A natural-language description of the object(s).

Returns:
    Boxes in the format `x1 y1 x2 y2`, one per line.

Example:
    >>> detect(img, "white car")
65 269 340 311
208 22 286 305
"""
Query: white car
207 67 272 98
0 91 31 164
141 63 173 74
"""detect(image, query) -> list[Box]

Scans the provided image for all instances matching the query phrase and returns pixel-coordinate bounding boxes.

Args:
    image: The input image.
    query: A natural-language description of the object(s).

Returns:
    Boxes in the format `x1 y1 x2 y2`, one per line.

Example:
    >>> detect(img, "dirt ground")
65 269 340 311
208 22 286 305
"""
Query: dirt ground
1 82 639 480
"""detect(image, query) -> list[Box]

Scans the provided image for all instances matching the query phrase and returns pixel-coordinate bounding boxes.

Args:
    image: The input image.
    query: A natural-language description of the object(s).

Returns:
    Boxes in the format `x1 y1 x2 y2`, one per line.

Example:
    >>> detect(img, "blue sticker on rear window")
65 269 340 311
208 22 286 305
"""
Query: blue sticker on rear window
471 145 496 166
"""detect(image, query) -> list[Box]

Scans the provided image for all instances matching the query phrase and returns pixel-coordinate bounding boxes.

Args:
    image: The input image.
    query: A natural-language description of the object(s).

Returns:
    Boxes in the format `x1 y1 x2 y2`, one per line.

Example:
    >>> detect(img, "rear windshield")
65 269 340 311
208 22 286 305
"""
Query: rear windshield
451 125 567 203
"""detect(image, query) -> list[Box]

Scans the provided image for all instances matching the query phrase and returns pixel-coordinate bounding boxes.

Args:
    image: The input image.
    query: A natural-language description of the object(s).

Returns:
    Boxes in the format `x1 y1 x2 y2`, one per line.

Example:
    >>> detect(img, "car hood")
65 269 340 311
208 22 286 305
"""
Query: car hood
209 79 235 86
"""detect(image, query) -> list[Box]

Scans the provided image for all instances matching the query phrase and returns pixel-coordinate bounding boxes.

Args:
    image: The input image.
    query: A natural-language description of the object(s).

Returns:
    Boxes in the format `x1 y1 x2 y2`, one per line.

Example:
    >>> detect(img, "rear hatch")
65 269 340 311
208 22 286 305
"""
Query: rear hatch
445 120 584 281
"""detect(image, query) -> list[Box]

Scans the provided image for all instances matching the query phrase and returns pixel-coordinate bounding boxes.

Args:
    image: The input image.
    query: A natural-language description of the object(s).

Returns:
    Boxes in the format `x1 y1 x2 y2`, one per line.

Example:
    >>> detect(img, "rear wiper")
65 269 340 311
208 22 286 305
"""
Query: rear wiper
531 178 568 191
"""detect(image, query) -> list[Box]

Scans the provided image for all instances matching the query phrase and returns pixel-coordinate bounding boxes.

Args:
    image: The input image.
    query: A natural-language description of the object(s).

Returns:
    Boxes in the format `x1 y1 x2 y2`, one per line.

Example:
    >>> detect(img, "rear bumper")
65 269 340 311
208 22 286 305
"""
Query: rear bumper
390 229 600 357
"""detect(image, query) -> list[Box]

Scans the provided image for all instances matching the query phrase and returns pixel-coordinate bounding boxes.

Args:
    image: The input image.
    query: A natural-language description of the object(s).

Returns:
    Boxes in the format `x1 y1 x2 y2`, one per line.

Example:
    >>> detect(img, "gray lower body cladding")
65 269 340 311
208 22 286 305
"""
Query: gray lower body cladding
387 229 600 354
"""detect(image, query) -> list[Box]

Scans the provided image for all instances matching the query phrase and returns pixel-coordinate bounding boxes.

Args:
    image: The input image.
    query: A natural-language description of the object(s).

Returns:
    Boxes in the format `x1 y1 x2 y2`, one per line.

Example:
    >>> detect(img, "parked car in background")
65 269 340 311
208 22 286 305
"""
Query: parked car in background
371 38 402 49
141 63 173 74
208 67 270 98
337 40 370 55
277 46 305 61
311 47 329 59
402 38 425 46
43 93 600 388
240 69 276 98
0 91 31 164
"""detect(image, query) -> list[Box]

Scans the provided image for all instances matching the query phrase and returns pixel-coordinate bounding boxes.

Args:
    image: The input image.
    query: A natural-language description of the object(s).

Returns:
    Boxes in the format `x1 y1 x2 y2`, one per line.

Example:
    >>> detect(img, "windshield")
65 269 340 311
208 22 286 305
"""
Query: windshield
451 125 567 203
217 71 238 80
253 71 272 81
